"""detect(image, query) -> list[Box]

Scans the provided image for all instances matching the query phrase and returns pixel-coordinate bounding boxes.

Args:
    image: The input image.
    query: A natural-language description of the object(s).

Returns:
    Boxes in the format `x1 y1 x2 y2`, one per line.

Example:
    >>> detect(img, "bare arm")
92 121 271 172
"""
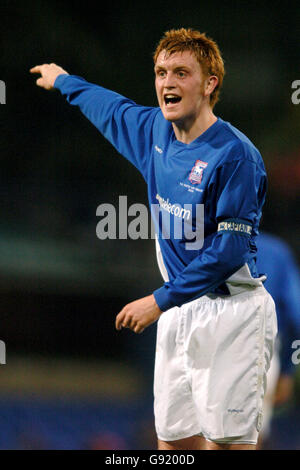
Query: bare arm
30 63 69 90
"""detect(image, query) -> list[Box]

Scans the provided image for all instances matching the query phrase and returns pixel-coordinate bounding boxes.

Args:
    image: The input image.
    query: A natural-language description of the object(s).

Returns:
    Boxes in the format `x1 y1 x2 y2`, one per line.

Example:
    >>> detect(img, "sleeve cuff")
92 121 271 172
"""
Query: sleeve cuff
153 285 176 312
54 73 70 90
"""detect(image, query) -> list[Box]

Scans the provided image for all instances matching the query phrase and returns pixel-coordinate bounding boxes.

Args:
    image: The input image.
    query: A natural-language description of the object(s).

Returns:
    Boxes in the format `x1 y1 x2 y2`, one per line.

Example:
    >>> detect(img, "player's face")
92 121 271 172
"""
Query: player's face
154 50 207 126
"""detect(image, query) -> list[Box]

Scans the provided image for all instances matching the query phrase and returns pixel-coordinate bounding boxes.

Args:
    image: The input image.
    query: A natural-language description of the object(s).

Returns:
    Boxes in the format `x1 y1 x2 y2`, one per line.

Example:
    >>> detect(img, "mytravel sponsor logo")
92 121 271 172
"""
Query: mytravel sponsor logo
155 194 191 220
96 195 204 250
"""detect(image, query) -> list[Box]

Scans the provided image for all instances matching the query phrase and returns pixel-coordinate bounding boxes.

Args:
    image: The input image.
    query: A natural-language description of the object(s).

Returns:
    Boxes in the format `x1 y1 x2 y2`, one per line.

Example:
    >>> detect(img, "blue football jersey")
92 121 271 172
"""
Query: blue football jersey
54 74 268 311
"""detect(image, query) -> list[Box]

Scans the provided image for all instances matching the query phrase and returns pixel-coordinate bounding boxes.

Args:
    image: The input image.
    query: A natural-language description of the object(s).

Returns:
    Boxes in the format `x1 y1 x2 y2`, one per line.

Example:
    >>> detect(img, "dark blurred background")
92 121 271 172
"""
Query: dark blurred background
0 0 299 449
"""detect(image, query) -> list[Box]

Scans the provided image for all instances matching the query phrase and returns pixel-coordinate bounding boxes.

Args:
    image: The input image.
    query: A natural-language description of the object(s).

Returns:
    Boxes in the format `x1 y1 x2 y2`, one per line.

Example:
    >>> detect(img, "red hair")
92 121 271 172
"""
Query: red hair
153 28 225 108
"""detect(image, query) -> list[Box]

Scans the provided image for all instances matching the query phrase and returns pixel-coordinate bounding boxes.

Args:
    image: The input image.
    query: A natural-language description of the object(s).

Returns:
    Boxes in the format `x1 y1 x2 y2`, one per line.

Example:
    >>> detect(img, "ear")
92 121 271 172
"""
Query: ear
204 75 218 97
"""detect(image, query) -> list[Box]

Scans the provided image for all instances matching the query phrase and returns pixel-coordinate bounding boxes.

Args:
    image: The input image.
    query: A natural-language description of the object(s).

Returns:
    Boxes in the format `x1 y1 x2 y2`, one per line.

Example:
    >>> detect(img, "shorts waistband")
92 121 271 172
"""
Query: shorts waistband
190 285 266 305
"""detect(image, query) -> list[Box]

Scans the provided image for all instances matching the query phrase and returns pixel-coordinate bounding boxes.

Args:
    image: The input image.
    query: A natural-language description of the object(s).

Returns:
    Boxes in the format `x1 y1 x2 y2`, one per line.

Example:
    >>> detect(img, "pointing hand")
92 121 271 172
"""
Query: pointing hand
30 63 68 90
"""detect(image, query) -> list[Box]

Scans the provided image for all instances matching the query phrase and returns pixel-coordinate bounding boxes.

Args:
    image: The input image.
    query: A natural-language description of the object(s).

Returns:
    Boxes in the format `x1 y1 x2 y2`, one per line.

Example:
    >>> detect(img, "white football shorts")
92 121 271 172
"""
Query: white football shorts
153 286 277 445
259 339 281 439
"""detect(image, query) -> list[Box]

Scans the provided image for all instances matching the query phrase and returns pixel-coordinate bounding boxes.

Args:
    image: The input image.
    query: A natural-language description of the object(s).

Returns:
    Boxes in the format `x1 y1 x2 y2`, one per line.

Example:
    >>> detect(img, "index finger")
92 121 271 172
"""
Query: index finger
29 65 42 74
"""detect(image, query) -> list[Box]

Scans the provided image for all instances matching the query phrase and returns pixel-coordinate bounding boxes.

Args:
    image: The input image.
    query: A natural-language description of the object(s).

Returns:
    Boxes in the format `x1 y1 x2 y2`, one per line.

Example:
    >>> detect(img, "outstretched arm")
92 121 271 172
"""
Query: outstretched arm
30 66 158 179
30 63 69 90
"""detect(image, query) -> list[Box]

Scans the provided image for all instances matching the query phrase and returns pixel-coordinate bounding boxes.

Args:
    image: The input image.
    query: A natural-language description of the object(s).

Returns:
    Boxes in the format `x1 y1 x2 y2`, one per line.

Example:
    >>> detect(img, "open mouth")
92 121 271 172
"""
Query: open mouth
164 94 182 106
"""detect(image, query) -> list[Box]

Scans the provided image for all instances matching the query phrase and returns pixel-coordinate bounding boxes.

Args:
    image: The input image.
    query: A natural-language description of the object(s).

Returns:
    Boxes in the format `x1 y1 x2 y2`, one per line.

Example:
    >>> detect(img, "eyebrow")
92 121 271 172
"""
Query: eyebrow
154 64 191 72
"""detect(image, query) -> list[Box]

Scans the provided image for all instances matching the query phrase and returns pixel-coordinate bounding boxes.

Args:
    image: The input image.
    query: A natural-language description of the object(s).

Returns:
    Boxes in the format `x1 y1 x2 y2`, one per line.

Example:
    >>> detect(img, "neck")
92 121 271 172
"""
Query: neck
172 108 217 144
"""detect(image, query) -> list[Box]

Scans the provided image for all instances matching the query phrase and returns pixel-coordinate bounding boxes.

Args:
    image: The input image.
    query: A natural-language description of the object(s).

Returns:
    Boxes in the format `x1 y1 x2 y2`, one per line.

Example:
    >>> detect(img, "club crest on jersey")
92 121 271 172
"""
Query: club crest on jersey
188 160 208 184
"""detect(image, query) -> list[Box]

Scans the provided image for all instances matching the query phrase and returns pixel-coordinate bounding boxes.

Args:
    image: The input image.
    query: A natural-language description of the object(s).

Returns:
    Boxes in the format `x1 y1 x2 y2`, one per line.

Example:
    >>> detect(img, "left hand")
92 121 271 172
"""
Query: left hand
115 294 162 334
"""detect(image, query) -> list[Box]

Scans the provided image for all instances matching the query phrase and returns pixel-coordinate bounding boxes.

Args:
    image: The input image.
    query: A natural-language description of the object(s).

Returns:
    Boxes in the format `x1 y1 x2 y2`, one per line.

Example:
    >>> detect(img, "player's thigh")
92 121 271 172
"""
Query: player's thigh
158 437 256 450
205 441 256 451
158 435 206 450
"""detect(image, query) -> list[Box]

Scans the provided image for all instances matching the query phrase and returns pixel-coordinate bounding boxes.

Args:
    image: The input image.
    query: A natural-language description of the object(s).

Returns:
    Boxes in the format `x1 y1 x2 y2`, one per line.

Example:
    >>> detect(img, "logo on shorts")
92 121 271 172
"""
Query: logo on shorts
188 160 208 184
227 409 244 413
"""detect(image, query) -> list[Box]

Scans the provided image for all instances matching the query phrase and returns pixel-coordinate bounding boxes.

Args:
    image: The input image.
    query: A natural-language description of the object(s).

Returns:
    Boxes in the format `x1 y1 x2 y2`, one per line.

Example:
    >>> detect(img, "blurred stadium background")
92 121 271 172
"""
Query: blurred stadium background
0 0 299 449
